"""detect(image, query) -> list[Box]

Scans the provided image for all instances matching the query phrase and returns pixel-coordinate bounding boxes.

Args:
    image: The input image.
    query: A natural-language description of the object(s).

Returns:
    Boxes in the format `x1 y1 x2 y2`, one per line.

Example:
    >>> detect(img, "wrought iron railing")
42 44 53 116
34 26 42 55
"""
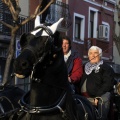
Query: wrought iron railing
45 0 71 30
17 16 34 35
0 12 34 36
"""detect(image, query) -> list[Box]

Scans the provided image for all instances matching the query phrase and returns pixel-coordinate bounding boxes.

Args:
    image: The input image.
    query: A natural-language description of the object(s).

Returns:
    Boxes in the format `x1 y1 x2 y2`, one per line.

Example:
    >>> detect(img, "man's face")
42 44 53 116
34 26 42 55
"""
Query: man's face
62 39 70 55
88 49 101 64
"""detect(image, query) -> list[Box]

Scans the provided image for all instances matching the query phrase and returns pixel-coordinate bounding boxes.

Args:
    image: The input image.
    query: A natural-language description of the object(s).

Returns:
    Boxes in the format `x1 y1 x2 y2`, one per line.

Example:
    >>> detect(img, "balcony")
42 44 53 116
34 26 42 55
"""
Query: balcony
45 0 71 32
0 12 35 36
104 0 116 5
83 38 112 61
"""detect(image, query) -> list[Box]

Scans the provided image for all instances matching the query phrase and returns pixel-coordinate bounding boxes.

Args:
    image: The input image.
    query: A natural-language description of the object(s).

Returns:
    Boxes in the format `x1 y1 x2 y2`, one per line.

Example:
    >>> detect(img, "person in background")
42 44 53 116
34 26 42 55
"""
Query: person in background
79 45 115 120
62 36 83 94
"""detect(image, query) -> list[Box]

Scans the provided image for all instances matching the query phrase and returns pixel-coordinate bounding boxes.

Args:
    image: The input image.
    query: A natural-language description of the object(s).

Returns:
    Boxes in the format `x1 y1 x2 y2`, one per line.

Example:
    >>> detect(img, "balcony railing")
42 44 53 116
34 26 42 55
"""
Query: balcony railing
45 0 71 31
0 12 34 36
17 16 34 36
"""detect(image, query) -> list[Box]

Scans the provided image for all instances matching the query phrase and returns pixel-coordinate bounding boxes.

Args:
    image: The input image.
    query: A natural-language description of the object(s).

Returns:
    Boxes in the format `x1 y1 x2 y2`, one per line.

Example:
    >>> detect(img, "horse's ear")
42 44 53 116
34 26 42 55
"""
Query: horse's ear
48 18 64 34
34 15 41 28
20 33 28 47
53 31 62 49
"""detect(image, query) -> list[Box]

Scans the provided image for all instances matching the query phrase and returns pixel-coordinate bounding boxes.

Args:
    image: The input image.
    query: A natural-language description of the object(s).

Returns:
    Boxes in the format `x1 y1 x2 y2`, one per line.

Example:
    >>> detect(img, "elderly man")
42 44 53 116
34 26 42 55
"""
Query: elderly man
80 46 114 120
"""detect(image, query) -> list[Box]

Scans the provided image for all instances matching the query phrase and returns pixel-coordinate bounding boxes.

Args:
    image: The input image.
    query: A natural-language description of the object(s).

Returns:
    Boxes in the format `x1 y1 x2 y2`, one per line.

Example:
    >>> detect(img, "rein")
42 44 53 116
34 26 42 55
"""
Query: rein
30 51 48 82
0 96 18 119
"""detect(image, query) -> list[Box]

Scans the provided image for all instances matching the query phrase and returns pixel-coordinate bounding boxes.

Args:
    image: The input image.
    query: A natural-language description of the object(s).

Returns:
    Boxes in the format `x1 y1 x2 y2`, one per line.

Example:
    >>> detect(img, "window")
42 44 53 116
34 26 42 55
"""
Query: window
75 17 81 39
88 7 98 38
73 13 85 44
89 11 94 38
0 48 8 58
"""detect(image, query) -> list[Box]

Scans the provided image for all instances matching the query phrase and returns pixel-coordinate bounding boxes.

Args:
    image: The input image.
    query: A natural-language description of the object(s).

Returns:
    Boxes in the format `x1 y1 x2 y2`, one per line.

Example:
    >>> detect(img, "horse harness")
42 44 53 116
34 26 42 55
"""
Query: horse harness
18 93 90 120
14 25 70 119
16 79 73 120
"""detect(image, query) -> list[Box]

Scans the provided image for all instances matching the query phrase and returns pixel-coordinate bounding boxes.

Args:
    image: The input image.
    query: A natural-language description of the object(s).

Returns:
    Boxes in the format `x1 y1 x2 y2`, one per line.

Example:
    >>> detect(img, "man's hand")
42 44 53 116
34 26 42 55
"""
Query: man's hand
68 76 71 83
94 98 98 106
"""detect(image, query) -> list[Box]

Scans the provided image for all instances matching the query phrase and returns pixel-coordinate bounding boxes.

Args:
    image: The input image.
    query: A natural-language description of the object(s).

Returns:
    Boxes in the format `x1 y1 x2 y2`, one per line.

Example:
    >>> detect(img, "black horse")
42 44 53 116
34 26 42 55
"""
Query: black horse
13 17 95 120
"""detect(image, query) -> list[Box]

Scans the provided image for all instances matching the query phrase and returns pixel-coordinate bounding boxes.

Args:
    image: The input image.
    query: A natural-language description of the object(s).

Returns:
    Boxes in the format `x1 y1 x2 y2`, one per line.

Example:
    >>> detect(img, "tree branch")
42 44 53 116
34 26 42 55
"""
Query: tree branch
34 4 41 15
21 0 55 26
0 20 13 29
34 0 43 15
2 0 16 20
15 0 21 20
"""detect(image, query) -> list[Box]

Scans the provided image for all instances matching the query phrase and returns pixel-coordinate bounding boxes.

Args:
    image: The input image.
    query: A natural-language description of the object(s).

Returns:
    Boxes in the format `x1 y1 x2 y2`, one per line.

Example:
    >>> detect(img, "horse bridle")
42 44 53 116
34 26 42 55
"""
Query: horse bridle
20 24 56 81
22 24 54 65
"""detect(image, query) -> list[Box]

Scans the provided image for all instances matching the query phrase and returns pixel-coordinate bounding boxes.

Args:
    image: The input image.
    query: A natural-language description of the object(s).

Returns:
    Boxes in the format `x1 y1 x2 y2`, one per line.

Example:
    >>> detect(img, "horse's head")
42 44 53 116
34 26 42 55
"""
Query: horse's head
14 16 64 79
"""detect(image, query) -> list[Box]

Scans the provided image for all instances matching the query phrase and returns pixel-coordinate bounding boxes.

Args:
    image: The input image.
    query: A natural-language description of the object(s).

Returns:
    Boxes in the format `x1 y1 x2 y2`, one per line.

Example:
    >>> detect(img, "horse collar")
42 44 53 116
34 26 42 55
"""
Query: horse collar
19 91 67 114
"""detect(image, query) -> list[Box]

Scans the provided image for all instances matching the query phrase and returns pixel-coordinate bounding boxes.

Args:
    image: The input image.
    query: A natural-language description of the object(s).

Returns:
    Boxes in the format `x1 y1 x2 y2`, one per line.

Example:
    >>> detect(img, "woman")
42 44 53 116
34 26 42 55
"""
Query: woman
80 46 115 120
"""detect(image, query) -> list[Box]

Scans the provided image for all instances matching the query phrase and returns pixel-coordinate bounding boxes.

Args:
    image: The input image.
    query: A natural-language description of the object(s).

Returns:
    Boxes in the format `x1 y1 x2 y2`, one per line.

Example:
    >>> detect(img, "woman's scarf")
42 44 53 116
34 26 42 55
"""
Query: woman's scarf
85 60 103 75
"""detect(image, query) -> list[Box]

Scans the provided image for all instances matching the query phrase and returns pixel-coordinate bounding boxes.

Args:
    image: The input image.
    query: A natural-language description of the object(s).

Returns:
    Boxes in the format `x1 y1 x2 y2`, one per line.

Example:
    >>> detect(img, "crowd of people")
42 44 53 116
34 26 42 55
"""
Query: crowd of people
61 36 115 120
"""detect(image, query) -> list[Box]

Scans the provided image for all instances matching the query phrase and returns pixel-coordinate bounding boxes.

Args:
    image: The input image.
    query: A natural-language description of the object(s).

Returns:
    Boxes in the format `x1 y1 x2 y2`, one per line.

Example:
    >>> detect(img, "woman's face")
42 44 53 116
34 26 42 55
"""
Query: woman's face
88 49 101 64
62 39 70 55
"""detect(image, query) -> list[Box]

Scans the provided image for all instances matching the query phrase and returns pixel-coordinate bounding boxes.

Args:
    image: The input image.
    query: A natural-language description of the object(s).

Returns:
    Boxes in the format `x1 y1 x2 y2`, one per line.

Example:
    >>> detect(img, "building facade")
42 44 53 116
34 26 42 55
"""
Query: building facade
67 0 115 62
1 0 118 85
66 0 120 81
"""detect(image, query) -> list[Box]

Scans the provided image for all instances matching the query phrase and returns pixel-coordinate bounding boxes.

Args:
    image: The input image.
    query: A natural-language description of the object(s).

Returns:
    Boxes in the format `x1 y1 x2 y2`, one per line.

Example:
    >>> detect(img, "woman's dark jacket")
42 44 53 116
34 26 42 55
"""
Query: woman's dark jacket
79 62 115 97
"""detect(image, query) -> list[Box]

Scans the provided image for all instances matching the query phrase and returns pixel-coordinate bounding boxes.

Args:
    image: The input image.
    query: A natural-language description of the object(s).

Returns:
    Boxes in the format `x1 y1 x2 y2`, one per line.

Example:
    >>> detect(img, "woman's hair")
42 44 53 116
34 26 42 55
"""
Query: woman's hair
88 46 102 57
62 36 71 49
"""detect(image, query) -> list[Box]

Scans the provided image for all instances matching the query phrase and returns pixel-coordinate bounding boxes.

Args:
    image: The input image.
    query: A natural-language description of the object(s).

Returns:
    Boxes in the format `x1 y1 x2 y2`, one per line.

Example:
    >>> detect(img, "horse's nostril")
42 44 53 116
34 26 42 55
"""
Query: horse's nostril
21 61 28 69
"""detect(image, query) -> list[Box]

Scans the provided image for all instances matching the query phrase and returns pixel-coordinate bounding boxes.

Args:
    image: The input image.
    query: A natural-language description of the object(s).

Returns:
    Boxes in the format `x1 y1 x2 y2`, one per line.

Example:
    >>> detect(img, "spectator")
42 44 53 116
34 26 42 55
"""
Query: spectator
62 36 83 93
79 45 114 120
